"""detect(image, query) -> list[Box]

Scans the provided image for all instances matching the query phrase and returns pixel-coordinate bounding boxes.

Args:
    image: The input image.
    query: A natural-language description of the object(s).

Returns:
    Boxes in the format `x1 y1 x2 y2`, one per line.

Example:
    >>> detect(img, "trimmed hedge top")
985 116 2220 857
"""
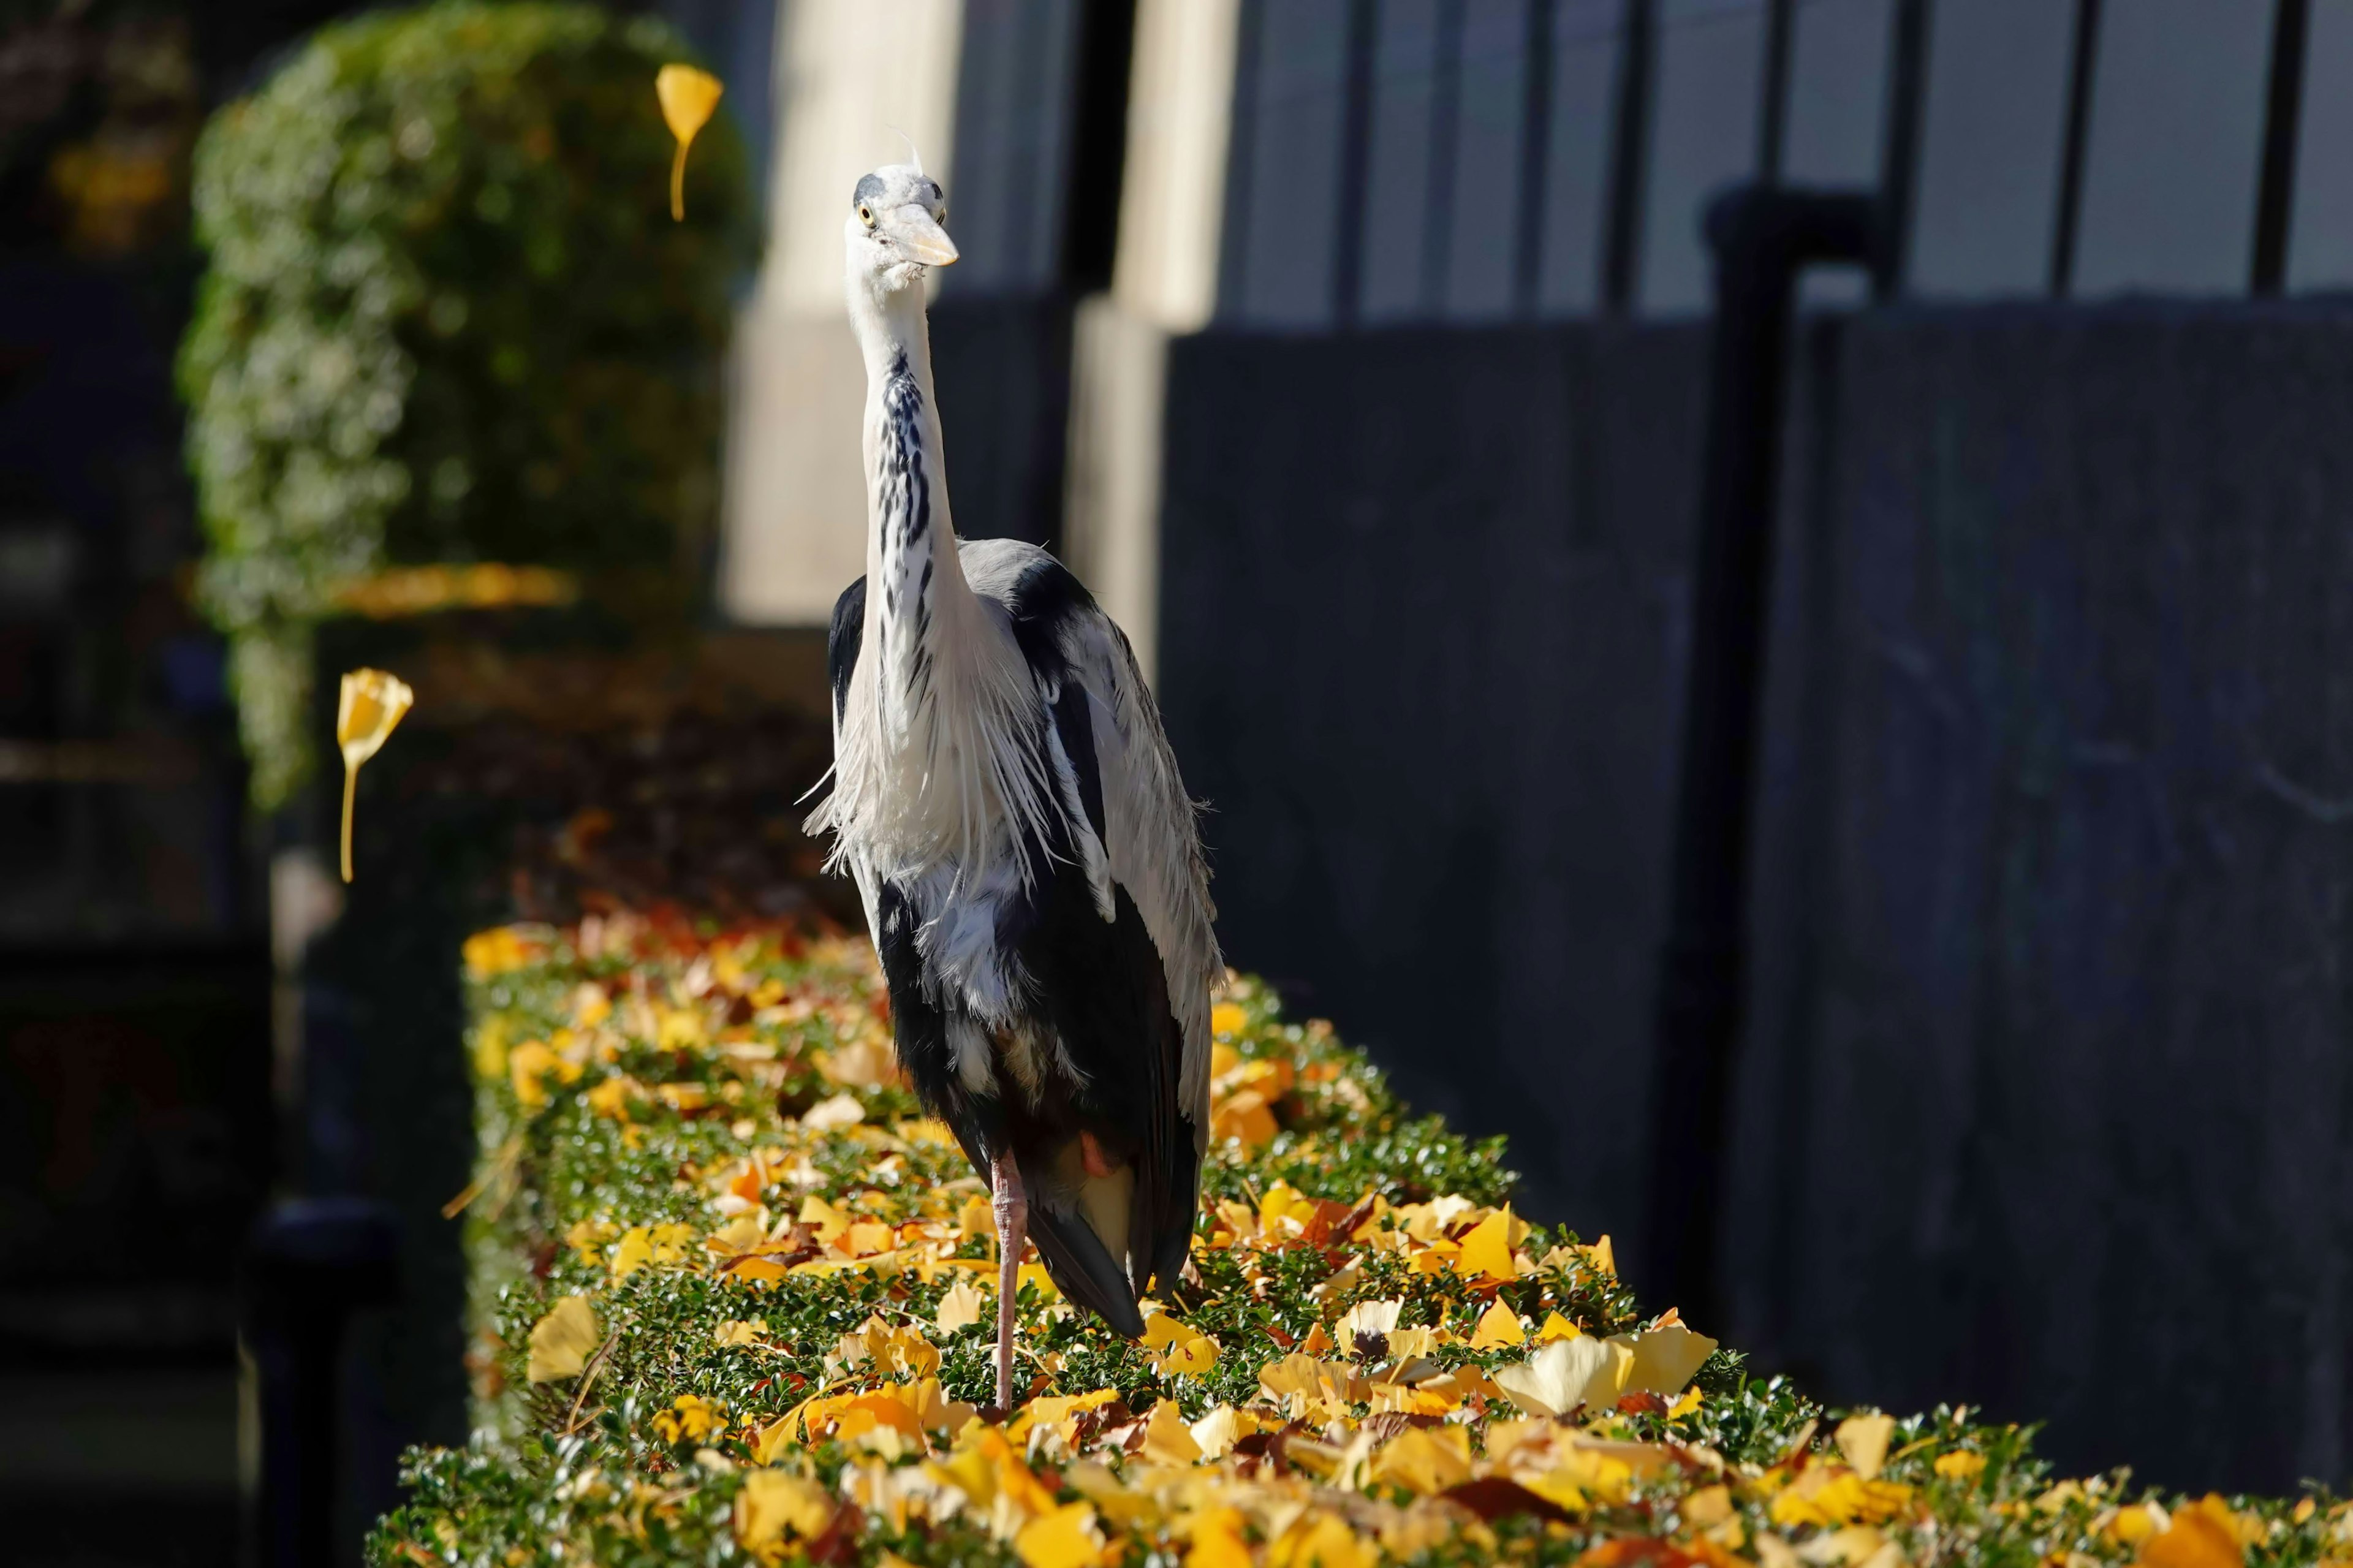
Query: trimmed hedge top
180 1 757 806
377 910 2344 1566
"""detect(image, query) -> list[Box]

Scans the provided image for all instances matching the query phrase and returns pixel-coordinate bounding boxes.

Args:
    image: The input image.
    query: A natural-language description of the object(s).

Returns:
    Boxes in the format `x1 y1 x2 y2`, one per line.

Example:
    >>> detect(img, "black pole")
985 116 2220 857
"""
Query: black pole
2049 0 2102 297
242 1198 400 1568
1642 186 1878 1330
1601 0 1656 312
2251 0 2312 295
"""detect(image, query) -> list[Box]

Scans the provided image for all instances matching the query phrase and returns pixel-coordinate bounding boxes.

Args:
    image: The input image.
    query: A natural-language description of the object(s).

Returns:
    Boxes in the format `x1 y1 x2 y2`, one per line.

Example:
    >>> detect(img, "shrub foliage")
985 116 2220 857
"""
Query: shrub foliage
179 2 757 805
373 911 2343 1566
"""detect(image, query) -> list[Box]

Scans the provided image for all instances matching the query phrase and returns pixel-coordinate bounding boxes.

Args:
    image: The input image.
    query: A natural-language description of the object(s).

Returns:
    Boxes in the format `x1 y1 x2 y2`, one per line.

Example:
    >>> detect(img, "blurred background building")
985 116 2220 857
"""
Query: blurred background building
726 0 2353 1497
6 0 2353 1561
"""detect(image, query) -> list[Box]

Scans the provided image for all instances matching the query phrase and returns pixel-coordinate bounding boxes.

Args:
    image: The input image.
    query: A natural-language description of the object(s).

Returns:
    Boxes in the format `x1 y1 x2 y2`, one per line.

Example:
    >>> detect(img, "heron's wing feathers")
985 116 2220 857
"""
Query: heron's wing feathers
948 540 1218 1305
1055 608 1219 1145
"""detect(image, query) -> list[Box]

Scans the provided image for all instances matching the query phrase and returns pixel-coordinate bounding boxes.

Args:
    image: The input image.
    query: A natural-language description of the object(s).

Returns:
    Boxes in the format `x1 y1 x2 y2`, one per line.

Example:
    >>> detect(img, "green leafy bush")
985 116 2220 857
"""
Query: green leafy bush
180 1 758 806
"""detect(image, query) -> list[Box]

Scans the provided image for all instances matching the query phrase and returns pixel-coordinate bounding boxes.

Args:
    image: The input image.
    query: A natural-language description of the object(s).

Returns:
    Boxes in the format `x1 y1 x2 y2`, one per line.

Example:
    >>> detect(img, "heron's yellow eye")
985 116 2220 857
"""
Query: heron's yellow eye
858 203 875 228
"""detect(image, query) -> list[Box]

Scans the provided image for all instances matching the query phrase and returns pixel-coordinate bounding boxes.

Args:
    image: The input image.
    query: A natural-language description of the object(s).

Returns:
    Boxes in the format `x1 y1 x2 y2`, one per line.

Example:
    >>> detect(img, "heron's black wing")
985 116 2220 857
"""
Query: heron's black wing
990 550 1200 1303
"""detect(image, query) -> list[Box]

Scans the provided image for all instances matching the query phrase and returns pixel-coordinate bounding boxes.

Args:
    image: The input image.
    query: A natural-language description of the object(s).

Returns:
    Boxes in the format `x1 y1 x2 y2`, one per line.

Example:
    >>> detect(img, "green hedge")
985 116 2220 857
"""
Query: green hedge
374 912 2342 1566
179 2 758 806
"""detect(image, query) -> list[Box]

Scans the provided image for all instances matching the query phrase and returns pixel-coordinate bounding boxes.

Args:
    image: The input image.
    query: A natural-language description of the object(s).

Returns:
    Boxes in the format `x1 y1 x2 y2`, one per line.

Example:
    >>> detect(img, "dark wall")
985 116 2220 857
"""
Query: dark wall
1156 300 2353 1493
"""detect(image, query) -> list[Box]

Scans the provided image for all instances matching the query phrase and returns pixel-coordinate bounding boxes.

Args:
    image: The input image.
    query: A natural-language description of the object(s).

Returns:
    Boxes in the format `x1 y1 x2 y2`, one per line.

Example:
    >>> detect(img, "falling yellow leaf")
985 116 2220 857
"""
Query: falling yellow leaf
1453 1208 1517 1281
936 1277 988 1334
1015 1499 1105 1568
1934 1449 1986 1481
1836 1412 1896 1480
1470 1299 1526 1349
335 667 413 883
655 64 723 221
525 1295 598 1382
1139 1399 1202 1466
1210 1001 1246 1037
1669 1385 1705 1419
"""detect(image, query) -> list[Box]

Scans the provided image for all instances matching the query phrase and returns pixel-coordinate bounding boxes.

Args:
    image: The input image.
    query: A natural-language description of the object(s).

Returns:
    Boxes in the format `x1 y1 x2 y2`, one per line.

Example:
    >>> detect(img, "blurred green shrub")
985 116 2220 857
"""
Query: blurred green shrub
180 1 759 808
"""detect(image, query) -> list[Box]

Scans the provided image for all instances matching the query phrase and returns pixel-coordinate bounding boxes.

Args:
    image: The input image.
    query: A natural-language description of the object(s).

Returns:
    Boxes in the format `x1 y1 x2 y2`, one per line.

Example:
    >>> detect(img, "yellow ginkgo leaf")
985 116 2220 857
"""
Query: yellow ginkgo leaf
1014 1500 1105 1568
957 1192 996 1241
1537 1311 1583 1343
1368 1424 1472 1495
655 64 723 221
1139 1399 1202 1466
1470 1299 1526 1349
1189 1403 1251 1459
733 1469 835 1550
1186 1507 1254 1568
1618 1324 1719 1396
526 1295 599 1382
936 1277 988 1334
335 667 412 883
1141 1310 1218 1376
2144 1498 2253 1568
1494 1335 1629 1418
1836 1412 1896 1480
1453 1208 1516 1281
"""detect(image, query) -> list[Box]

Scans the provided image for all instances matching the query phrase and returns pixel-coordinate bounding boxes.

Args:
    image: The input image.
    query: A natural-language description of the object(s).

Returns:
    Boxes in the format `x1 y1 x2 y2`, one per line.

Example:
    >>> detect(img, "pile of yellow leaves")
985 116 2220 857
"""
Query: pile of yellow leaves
378 915 2346 1568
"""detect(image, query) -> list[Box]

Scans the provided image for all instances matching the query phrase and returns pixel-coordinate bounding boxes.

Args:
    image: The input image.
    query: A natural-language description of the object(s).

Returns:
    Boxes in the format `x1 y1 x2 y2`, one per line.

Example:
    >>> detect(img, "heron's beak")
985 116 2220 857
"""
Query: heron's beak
889 205 958 266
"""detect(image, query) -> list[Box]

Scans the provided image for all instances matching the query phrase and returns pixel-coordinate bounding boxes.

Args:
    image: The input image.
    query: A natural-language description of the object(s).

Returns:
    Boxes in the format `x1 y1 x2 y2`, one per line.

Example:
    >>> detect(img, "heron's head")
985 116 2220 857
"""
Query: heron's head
846 162 955 296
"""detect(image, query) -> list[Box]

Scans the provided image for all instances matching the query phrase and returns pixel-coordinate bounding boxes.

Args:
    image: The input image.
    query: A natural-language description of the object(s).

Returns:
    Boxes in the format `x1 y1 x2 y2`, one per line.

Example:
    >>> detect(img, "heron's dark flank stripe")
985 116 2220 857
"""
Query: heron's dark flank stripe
876 347 934 704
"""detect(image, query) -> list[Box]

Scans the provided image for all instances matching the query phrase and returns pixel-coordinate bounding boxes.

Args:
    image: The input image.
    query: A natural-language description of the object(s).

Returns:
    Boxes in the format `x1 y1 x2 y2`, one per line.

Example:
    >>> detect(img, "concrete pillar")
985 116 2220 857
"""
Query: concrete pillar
1061 0 1241 682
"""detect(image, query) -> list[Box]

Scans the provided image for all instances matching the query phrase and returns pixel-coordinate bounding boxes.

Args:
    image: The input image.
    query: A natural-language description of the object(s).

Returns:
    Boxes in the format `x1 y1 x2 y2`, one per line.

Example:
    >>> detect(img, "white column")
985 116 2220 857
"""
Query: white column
719 0 966 627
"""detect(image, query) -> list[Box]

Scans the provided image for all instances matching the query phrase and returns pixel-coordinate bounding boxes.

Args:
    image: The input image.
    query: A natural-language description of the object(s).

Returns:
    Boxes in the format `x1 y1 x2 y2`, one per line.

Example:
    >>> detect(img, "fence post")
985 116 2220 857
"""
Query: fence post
1642 185 1879 1330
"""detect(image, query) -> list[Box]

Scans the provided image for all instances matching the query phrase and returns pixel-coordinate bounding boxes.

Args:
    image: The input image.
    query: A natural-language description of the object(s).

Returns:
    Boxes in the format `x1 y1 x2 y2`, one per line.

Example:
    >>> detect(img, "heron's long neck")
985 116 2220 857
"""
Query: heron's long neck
851 285 976 733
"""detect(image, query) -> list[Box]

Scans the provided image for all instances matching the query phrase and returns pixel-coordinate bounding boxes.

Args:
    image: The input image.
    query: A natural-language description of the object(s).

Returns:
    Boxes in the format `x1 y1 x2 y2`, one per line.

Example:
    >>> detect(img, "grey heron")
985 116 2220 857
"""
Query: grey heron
806 161 1221 1411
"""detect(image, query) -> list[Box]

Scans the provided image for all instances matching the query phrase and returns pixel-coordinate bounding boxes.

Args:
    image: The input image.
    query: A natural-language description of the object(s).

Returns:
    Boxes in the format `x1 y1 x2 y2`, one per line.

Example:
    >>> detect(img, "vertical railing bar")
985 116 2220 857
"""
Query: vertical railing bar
1757 0 1796 184
1601 0 1656 312
2048 0 2101 297
1216 0 1270 320
1513 0 1559 315
1874 0 1930 298
1420 0 1468 316
2251 0 2312 295
1333 0 1382 325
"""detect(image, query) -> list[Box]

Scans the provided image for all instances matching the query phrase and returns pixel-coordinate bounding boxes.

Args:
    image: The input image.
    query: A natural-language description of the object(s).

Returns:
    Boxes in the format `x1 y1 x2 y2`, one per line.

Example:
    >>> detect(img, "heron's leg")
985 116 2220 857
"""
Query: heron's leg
990 1151 1026 1411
